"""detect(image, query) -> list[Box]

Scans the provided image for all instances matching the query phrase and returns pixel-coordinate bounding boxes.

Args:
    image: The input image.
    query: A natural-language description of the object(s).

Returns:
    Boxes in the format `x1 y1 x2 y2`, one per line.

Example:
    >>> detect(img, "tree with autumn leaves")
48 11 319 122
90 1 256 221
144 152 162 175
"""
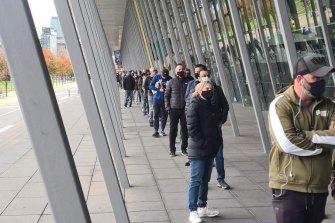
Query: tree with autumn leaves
0 49 73 81
0 52 10 82
42 48 73 77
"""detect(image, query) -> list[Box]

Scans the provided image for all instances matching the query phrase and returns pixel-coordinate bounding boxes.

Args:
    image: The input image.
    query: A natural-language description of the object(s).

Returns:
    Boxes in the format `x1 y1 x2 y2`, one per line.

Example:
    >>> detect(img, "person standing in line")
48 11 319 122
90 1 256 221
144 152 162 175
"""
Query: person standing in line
141 69 149 115
165 64 189 156
268 56 335 223
201 69 231 190
184 65 231 190
144 67 157 127
187 81 220 223
134 71 142 104
185 64 207 111
149 68 171 137
123 71 135 107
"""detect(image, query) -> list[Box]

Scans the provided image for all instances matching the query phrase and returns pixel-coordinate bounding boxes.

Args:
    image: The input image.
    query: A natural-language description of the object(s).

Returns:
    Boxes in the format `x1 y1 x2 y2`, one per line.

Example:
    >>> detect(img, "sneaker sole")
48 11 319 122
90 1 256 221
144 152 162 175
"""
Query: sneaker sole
217 184 231 190
189 218 202 223
198 214 218 218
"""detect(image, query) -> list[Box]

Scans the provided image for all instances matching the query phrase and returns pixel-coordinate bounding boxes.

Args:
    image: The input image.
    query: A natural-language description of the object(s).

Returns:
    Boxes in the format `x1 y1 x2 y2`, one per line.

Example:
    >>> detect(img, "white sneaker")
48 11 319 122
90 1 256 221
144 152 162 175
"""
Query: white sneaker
189 211 202 223
197 207 219 218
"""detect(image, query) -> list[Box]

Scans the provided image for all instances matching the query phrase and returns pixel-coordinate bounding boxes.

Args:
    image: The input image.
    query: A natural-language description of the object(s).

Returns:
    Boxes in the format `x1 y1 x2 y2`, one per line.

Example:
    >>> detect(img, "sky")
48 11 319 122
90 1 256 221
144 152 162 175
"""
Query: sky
28 0 57 36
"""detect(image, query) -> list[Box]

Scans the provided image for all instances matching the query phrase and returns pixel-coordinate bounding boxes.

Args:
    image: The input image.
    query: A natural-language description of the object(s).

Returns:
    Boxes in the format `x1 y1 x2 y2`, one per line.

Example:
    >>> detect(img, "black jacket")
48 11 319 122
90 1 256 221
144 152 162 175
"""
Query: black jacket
187 96 221 159
143 75 154 95
211 84 229 125
164 76 188 110
123 75 135 90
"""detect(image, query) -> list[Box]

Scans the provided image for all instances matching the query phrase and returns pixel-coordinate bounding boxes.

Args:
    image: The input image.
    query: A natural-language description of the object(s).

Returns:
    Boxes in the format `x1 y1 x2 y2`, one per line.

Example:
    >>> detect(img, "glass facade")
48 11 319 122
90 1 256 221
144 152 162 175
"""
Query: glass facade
136 0 335 110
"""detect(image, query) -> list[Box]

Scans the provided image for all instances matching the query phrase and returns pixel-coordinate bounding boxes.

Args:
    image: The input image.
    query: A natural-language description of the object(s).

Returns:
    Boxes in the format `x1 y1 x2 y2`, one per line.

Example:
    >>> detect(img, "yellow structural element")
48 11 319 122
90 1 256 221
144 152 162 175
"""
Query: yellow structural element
133 0 153 67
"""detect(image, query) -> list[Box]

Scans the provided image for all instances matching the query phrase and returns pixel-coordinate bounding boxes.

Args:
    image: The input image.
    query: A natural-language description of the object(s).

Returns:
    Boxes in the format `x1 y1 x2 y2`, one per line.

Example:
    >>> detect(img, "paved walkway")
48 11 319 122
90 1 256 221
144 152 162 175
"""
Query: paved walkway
0 88 334 222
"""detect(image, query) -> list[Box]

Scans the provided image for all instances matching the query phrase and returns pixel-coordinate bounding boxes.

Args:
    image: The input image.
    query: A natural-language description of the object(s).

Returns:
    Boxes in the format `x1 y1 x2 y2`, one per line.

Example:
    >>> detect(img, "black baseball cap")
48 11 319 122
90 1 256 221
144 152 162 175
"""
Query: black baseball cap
294 56 334 77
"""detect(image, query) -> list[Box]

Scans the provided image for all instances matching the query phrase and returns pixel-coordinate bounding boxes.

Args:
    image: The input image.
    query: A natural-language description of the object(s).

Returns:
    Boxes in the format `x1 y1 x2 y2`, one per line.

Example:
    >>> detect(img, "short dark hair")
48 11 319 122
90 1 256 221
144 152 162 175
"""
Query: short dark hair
195 64 207 71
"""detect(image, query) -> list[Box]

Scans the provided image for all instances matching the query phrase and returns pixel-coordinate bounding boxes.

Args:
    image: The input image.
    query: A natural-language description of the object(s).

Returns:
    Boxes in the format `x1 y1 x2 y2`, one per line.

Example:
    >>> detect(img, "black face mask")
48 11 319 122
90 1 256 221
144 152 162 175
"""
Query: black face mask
195 72 199 79
177 71 184 77
201 91 213 100
308 79 326 98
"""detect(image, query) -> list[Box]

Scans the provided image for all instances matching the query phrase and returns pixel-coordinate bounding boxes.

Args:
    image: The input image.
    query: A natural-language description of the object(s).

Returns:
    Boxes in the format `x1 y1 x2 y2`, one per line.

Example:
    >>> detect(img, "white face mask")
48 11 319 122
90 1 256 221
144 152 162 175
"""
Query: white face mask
201 76 209 82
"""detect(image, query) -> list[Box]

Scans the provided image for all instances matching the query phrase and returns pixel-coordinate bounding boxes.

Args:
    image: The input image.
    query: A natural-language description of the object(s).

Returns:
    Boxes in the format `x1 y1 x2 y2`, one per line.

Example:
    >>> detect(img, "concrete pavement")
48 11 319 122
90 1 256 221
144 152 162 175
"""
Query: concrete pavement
0 87 334 222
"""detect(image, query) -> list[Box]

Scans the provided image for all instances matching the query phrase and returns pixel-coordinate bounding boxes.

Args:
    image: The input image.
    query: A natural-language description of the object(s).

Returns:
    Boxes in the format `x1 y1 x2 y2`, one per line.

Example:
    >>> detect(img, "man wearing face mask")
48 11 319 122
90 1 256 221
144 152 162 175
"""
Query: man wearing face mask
185 64 207 111
149 68 172 137
268 56 335 223
165 64 189 156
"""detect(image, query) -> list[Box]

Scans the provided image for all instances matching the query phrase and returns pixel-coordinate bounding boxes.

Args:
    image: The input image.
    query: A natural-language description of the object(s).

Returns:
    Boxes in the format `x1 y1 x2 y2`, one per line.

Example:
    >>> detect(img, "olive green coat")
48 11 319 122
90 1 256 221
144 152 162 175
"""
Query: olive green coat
268 85 335 193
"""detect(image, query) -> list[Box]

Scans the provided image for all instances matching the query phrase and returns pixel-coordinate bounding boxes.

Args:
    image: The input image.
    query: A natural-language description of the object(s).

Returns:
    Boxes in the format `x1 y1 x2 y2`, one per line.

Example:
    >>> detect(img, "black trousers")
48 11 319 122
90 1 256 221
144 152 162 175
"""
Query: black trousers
272 189 327 223
169 108 188 152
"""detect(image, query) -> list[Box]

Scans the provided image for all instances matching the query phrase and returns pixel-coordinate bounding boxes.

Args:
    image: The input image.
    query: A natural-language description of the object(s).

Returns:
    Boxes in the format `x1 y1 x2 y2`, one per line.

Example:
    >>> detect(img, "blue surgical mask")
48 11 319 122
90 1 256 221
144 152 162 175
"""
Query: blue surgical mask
201 76 209 82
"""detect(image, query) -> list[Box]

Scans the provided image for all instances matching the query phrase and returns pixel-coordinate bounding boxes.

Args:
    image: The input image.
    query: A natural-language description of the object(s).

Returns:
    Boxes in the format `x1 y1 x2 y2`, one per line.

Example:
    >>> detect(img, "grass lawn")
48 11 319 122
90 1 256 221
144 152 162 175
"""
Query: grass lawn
0 81 15 92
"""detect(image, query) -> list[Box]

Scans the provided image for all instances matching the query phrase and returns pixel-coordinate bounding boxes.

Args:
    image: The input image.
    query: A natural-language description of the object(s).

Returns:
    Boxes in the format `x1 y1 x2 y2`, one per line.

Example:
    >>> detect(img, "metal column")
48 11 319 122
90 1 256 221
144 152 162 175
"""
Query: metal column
315 0 335 83
140 0 162 69
161 0 181 63
183 0 205 64
273 0 298 75
133 0 154 67
153 0 176 71
69 0 130 188
130 0 151 68
170 0 193 68
200 0 239 136
147 0 167 67
85 0 126 143
0 1 90 222
227 0 270 153
253 0 278 94
139 0 160 68
54 0 130 222
136 0 157 68
128 2 143 68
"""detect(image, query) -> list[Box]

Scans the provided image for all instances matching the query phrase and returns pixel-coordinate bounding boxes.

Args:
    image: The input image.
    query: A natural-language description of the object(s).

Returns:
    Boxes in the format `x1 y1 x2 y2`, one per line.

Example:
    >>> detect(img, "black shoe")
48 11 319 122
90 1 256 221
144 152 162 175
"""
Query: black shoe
184 161 190 166
169 152 176 157
217 180 231 190
181 150 188 156
124 104 127 107
152 132 160 137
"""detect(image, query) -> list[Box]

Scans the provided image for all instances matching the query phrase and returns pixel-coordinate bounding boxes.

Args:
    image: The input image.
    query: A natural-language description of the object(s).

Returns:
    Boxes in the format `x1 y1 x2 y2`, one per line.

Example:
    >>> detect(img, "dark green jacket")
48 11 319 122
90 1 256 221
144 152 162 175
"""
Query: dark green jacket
268 85 335 193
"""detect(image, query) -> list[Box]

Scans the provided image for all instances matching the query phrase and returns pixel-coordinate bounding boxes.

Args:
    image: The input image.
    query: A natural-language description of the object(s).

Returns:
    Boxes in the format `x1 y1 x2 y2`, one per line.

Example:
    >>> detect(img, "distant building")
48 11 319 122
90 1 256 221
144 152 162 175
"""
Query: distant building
40 27 57 55
50 17 63 40
57 40 68 57
50 17 68 57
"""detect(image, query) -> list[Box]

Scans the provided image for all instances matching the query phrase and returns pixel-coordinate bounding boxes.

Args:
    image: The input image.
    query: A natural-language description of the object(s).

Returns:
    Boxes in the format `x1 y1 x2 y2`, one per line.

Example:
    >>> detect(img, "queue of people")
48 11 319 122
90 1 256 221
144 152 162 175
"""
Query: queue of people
119 63 230 223
119 56 335 223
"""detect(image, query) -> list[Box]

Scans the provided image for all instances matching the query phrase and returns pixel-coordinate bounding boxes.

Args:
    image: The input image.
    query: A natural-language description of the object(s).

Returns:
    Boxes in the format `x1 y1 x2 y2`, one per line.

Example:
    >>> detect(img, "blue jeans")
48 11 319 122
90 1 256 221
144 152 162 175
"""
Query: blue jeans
142 94 149 114
124 90 133 107
153 99 168 132
148 94 154 123
188 158 214 211
215 144 225 182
